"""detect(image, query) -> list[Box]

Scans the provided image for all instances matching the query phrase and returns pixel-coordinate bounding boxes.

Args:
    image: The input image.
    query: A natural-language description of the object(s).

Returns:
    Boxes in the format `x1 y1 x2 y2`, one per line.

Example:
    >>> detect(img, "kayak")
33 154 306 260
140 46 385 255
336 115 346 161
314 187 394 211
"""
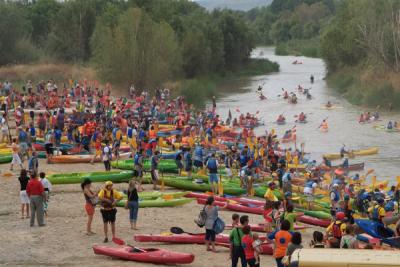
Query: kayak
164 177 246 196
93 245 195 264
135 233 230 244
297 215 331 227
355 219 400 247
291 248 400 267
373 125 400 132
295 208 332 220
197 198 263 215
0 154 12 164
281 135 296 143
185 192 265 207
48 153 129 163
47 170 134 184
134 234 273 255
111 159 178 173
117 197 193 208
136 191 189 200
323 147 379 160
320 105 343 110
225 223 309 232
276 121 286 125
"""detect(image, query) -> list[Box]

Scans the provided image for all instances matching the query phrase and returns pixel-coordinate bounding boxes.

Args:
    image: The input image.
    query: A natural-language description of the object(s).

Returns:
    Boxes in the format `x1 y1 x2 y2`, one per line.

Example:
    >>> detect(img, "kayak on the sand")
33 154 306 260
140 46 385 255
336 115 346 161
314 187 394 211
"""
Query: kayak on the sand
116 197 193 208
47 170 133 184
355 219 400 248
93 245 195 264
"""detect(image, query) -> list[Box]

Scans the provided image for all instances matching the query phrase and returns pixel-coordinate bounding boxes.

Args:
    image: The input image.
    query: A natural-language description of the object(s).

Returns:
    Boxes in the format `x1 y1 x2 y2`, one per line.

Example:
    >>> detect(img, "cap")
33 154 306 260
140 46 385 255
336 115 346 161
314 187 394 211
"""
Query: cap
336 212 345 220
333 183 339 187
268 182 276 188
105 181 113 186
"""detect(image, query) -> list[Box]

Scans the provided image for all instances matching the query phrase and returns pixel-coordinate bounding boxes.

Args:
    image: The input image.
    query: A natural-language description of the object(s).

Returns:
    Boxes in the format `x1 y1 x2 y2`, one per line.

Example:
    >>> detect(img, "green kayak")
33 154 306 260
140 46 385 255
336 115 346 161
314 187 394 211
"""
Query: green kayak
295 208 332 220
117 197 193 208
253 186 282 200
111 159 178 173
163 177 246 196
48 171 134 184
0 154 12 164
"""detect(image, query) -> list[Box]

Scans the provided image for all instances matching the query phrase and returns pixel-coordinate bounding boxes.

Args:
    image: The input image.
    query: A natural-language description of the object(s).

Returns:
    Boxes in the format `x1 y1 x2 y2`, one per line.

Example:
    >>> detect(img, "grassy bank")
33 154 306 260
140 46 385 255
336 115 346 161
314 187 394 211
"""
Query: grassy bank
179 58 279 107
326 66 400 109
275 38 320 58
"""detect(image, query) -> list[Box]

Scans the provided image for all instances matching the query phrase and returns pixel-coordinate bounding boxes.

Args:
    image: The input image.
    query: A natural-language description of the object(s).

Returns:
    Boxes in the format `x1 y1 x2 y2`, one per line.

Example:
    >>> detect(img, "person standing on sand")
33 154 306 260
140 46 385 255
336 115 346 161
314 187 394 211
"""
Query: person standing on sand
102 140 112 171
206 154 219 194
40 172 52 215
98 181 123 243
126 180 139 230
26 174 45 227
10 138 23 171
230 215 249 267
204 196 227 252
81 178 97 235
18 169 30 219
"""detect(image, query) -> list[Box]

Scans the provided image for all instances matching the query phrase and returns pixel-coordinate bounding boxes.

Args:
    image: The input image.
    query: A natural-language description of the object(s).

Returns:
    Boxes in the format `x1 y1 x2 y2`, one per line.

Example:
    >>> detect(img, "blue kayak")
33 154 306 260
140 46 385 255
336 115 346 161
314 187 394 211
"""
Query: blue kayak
355 219 400 248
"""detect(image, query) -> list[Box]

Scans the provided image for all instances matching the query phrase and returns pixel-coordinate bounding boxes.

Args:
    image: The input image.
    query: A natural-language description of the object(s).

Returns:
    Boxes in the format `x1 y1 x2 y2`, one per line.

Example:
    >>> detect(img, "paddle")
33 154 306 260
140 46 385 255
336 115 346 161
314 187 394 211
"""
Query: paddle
317 117 329 130
170 227 197 235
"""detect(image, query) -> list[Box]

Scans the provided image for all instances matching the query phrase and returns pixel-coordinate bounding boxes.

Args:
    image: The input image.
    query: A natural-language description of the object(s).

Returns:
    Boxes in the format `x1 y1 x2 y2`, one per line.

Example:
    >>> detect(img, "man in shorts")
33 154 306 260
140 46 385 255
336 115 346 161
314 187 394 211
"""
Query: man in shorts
150 151 161 190
98 181 123 243
206 154 219 194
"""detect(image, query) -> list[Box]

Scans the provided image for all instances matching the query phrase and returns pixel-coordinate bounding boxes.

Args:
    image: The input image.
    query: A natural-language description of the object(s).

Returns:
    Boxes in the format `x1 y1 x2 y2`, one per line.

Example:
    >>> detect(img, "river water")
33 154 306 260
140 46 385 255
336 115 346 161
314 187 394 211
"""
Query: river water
216 46 400 183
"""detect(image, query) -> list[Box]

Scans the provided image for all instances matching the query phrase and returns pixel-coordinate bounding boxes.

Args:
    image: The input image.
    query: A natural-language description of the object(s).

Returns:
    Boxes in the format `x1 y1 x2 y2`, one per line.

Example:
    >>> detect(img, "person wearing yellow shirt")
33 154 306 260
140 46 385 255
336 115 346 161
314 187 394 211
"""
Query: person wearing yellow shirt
264 182 278 202
98 181 123 243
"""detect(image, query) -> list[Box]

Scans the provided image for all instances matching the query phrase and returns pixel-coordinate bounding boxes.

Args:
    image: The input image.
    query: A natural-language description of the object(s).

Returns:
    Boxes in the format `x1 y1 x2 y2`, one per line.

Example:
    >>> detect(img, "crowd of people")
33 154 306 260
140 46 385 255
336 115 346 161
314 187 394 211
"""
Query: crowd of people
2 78 399 266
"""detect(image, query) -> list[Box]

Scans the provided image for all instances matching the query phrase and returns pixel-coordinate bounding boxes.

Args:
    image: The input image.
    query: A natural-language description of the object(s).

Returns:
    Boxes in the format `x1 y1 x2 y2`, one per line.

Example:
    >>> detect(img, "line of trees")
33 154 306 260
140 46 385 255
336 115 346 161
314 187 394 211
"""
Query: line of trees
0 0 256 89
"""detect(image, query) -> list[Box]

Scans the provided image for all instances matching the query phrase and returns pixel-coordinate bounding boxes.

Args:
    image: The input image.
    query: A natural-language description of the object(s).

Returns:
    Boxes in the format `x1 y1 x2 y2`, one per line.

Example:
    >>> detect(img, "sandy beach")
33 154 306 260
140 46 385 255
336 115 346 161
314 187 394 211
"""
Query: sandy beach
0 159 317 267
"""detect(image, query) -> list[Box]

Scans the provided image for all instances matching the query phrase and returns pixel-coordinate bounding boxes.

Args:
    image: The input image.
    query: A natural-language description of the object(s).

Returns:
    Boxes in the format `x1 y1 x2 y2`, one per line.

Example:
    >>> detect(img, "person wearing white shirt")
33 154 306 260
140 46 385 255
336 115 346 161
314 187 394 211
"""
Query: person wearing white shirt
40 172 52 215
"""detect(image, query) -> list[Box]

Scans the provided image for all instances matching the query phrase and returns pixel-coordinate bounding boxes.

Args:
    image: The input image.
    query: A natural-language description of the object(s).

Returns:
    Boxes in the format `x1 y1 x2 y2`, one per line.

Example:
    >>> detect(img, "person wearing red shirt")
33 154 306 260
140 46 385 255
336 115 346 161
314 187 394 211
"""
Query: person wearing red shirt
242 225 259 267
26 174 45 227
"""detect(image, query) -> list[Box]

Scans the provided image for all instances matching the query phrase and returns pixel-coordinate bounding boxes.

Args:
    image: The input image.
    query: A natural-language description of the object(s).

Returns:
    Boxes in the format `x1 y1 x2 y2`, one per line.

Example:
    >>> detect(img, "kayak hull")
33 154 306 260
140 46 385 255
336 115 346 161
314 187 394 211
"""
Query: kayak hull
93 245 195 264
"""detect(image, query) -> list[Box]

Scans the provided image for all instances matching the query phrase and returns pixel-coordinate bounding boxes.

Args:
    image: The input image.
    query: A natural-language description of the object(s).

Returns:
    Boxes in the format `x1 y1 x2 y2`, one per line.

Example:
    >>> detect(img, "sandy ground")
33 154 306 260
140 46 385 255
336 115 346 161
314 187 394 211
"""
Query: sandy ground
0 159 318 267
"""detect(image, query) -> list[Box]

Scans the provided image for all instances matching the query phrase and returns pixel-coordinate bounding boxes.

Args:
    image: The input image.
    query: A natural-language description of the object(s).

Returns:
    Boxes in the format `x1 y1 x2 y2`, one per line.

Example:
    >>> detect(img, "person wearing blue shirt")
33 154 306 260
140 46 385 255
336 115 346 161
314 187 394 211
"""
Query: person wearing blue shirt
206 154 219 194
193 145 204 170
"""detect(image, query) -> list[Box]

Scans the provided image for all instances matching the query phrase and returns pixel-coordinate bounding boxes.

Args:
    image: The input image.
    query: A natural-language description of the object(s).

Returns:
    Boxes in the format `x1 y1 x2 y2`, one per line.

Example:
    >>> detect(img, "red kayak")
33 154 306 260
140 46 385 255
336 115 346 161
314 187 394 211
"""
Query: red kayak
185 192 265 207
226 223 309 232
297 215 331 227
134 233 230 244
196 198 263 215
134 234 273 255
93 245 194 264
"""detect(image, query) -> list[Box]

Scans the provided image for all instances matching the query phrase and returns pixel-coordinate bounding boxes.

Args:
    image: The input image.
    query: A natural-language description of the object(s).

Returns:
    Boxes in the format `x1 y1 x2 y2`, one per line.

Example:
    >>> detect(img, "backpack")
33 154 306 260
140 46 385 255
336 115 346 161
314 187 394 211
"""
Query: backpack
332 222 343 239
134 154 141 165
213 217 225 234
372 206 382 221
195 206 207 228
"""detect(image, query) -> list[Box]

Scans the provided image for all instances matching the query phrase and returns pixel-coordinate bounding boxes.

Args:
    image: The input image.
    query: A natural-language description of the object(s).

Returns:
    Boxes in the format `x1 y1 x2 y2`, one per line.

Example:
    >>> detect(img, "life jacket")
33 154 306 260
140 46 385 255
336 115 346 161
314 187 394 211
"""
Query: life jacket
332 221 343 239
127 127 133 138
101 189 114 209
239 154 247 165
372 206 383 222
207 158 217 173
134 153 141 165
330 189 340 202
18 131 27 142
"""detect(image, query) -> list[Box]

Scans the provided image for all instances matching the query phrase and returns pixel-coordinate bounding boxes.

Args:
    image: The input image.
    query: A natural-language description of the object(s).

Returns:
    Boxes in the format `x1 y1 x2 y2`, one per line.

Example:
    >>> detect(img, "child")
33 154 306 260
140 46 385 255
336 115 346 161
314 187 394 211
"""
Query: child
263 200 273 233
310 231 325 248
271 201 282 231
340 225 358 249
232 213 240 227
252 233 262 266
242 225 258 267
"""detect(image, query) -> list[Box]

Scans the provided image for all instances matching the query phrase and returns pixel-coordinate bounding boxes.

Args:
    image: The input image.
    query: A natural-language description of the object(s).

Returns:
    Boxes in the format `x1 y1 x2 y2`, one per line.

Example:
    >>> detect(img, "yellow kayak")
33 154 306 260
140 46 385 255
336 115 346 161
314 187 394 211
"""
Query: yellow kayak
0 148 12 154
287 163 307 170
323 147 379 160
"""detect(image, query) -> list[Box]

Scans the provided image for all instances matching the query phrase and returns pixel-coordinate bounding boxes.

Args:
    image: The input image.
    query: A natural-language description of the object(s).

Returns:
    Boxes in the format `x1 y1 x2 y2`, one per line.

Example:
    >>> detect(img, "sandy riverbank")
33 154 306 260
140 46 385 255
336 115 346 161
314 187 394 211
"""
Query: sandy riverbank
0 159 317 267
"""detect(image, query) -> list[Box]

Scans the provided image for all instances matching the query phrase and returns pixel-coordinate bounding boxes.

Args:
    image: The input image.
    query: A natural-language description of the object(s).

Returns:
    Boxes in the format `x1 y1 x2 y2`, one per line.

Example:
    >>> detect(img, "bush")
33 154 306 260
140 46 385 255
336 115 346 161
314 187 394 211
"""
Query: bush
179 78 217 108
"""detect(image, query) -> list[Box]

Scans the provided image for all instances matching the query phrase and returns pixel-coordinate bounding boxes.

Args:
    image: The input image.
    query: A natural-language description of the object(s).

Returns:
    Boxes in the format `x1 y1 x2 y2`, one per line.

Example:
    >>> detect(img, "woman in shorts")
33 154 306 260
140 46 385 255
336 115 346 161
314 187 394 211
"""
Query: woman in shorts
18 169 30 218
81 178 97 235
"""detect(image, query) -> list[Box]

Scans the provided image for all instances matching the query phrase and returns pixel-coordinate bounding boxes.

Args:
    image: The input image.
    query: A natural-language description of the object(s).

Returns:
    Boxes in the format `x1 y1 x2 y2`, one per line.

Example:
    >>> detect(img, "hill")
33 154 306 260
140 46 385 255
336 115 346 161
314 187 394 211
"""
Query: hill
196 0 272 11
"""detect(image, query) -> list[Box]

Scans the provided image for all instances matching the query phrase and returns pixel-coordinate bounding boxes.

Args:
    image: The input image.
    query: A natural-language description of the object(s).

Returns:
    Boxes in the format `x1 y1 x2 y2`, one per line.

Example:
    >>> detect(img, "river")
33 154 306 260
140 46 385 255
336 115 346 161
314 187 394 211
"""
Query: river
216 47 400 183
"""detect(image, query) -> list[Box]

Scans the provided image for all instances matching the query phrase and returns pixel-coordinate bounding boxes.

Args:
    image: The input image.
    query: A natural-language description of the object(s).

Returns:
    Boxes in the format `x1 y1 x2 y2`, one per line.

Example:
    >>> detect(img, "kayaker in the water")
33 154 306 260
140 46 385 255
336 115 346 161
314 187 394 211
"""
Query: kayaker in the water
310 75 314 83
256 85 263 94
325 101 332 108
206 154 219 195
98 181 123 243
277 114 286 123
319 119 328 131
298 112 306 122
290 94 298 104
359 114 365 123
283 90 289 99
387 121 393 130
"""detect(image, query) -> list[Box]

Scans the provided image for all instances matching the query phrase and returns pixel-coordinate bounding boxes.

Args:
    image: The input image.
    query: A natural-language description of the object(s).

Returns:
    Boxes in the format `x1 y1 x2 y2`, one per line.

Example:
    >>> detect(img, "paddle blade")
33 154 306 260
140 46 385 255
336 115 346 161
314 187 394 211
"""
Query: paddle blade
366 169 375 176
170 227 185 234
112 237 125 245
218 180 224 196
